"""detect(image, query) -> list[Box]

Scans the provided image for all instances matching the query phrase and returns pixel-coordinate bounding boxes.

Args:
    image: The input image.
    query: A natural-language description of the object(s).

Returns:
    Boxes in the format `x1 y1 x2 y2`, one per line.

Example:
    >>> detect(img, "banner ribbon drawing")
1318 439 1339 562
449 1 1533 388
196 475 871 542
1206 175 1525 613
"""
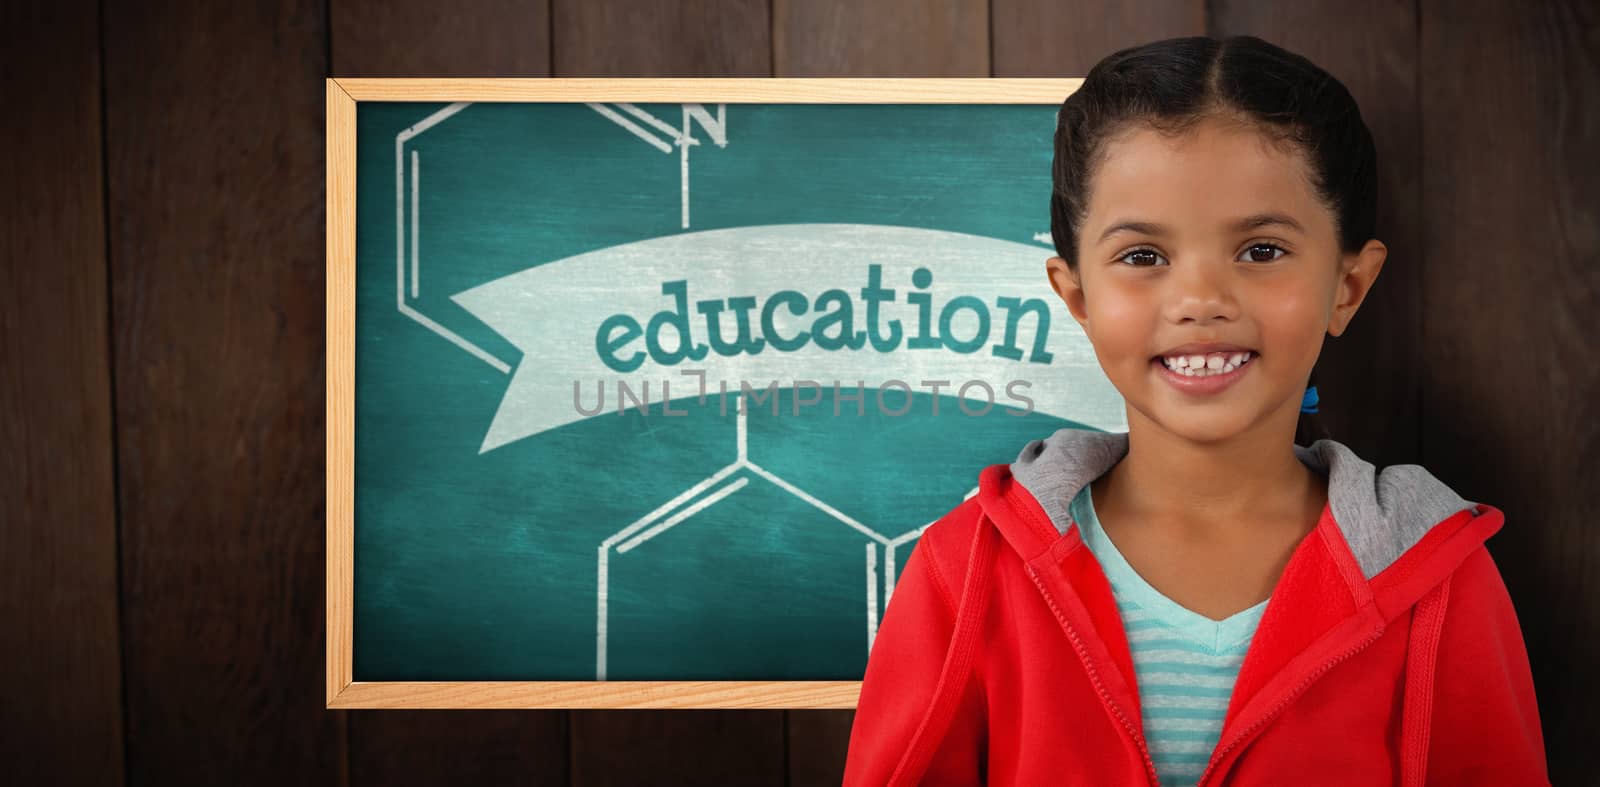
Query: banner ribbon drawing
452 222 1128 453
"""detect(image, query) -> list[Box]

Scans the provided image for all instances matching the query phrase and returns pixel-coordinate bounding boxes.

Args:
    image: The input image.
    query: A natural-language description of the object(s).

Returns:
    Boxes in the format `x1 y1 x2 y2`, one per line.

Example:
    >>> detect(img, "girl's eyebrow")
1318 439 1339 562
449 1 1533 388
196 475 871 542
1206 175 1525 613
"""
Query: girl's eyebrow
1096 212 1307 244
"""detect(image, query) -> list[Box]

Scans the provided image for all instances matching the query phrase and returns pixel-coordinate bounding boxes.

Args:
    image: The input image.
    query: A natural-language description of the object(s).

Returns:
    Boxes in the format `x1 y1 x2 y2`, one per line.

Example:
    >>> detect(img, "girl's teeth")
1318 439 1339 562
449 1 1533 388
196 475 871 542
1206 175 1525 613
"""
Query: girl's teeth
1161 351 1253 376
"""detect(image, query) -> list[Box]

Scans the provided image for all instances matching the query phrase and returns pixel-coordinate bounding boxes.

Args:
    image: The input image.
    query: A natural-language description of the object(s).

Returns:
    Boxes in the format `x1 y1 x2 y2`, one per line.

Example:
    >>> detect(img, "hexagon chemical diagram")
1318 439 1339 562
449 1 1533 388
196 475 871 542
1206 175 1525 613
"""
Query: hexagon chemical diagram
595 392 976 680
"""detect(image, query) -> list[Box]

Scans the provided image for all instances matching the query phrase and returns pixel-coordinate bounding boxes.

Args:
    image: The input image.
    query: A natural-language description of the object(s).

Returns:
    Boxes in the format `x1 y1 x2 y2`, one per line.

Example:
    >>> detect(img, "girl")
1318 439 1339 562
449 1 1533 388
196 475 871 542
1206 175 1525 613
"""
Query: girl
842 36 1548 786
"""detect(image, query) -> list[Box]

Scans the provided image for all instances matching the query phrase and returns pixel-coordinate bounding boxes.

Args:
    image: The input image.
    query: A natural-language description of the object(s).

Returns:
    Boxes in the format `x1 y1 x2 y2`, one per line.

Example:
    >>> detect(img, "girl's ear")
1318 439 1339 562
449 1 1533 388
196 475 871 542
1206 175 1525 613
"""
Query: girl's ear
1047 256 1091 330
1328 239 1388 337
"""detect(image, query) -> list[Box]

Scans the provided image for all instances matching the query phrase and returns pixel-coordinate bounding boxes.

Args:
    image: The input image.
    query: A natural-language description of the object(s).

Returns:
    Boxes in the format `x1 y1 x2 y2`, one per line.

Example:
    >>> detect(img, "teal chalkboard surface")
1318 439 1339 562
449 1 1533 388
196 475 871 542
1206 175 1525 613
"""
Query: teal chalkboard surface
328 79 1120 707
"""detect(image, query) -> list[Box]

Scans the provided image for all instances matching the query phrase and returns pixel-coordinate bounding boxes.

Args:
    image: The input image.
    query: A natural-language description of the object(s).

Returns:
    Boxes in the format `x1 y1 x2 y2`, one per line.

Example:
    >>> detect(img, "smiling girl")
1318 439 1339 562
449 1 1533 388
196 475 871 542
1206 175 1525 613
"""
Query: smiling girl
843 36 1548 786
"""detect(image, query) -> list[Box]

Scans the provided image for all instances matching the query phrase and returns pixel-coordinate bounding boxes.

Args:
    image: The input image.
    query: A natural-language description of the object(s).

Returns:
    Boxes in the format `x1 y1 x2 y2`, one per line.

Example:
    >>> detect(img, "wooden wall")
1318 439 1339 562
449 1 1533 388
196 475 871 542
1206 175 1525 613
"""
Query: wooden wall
3 0 1592 784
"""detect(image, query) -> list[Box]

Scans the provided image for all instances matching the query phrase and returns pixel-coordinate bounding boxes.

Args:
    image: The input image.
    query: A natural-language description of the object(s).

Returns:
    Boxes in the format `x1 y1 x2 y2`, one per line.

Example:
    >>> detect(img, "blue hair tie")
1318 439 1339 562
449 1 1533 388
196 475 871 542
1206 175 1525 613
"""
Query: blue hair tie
1301 385 1320 414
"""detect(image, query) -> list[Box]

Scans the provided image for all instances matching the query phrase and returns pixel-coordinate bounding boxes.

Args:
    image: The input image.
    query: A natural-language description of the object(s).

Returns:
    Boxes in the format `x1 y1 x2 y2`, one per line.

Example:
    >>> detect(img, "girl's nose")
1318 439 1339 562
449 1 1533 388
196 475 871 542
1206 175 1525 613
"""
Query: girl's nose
1166 260 1239 324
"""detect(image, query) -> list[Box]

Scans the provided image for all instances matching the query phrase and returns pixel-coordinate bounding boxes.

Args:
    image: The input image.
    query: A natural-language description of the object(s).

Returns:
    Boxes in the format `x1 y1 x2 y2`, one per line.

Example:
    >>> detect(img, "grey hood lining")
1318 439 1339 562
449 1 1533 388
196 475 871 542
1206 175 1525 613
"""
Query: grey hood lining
1008 428 1479 580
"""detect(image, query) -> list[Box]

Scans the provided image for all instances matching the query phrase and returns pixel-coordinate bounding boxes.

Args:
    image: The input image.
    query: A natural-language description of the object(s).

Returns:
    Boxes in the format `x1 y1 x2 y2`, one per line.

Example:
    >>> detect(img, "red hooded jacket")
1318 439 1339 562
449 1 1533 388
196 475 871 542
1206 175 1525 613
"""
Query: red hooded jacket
843 428 1548 786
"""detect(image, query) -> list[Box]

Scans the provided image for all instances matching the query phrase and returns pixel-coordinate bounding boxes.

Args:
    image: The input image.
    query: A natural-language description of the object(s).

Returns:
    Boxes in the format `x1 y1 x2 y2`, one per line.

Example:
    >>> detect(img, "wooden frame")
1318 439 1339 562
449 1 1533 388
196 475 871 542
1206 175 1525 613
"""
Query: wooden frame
326 77 1082 709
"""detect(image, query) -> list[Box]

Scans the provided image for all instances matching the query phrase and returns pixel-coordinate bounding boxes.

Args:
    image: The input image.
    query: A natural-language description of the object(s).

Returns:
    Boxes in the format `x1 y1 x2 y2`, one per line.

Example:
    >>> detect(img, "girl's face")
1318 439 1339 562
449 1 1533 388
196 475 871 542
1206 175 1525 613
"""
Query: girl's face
1047 116 1387 444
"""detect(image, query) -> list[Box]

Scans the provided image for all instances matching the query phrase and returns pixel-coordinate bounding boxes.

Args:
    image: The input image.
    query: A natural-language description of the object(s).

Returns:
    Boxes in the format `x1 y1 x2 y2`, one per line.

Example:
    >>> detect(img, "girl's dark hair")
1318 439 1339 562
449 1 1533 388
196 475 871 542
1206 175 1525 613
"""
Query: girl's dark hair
1050 35 1374 447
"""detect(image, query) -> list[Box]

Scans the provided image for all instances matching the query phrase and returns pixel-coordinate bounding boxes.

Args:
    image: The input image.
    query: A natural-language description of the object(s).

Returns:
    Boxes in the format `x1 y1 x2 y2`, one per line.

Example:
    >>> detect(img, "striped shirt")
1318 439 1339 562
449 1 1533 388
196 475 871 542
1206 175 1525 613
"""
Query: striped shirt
1069 485 1269 787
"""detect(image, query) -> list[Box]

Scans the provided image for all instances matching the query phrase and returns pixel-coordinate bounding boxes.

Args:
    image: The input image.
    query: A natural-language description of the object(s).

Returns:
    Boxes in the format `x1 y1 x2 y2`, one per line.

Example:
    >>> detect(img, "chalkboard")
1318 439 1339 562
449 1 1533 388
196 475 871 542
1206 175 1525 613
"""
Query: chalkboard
325 78 1119 709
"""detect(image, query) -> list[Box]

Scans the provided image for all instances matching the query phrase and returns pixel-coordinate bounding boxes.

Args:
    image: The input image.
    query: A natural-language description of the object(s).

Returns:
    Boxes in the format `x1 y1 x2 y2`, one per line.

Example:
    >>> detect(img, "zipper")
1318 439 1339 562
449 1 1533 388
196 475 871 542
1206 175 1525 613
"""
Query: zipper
1194 619 1386 786
1026 561 1161 787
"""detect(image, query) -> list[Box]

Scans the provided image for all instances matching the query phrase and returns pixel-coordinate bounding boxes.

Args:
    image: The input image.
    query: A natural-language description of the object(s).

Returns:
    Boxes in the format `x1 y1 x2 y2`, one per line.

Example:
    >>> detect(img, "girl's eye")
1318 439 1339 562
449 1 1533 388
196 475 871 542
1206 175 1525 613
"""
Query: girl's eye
1116 247 1166 267
1114 243 1289 267
1241 243 1288 263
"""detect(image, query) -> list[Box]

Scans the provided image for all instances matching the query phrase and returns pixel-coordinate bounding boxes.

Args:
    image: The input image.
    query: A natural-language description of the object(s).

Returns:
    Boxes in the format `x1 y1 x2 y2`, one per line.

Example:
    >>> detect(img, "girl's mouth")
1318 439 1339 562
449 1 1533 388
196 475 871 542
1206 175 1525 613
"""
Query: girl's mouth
1150 350 1256 396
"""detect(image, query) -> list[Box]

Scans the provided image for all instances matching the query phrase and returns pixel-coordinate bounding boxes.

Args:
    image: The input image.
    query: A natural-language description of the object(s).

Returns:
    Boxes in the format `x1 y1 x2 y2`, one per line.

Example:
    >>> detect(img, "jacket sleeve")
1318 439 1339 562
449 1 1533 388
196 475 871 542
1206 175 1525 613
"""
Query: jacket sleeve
842 506 987 786
1426 545 1550 785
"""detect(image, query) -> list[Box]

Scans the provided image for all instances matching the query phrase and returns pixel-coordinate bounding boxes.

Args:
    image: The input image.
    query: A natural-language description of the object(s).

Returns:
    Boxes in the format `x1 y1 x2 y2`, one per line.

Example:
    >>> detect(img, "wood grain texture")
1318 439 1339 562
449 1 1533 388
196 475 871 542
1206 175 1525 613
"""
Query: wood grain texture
330 681 862 709
325 78 355 706
332 0 551 77
571 710 786 786
347 710 564 786
103 1 344 784
553 2 785 783
991 0 1204 76
333 77 1081 102
1211 0 1425 472
0 2 126 785
787 710 855 787
554 0 770 77
1418 1 1597 781
774 0 989 76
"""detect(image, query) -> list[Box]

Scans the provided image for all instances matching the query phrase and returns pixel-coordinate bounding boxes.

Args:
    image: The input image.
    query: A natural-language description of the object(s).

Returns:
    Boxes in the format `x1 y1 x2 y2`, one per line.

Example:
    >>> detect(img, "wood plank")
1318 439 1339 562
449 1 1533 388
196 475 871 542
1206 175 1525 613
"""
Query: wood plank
571 710 785 786
787 710 854 787
1418 1 1596 781
333 77 1082 102
555 0 770 77
347 710 564 785
1211 1 1424 468
551 1 786 783
774 0 988 76
332 0 551 77
330 3 567 781
992 0 1203 76
102 1 345 783
324 76 354 707
0 2 126 785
